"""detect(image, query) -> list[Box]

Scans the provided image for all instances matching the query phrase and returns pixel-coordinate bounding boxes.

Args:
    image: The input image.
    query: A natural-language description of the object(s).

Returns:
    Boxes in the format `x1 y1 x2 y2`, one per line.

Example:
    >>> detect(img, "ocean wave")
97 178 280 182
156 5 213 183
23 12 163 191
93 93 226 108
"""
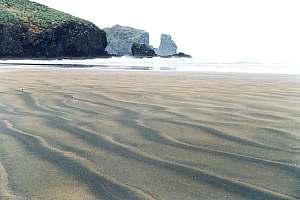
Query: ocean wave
1 57 300 74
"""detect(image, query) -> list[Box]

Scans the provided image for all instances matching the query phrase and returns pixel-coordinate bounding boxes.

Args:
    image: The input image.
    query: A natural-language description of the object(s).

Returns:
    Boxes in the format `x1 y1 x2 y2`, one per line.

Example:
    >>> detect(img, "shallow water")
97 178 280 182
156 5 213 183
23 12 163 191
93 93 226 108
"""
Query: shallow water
0 69 299 200
1 57 300 74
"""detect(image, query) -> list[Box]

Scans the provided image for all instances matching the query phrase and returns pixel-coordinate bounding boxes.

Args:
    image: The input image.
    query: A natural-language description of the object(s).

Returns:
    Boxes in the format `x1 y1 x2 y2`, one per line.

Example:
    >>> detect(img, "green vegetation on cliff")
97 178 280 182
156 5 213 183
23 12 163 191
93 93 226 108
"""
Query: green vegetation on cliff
0 0 85 28
0 0 107 58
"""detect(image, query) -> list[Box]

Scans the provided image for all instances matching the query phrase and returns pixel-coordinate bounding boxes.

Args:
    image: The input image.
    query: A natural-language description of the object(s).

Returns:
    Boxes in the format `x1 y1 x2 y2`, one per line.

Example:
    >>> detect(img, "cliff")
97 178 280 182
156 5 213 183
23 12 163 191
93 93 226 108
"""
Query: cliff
104 25 149 56
0 0 107 58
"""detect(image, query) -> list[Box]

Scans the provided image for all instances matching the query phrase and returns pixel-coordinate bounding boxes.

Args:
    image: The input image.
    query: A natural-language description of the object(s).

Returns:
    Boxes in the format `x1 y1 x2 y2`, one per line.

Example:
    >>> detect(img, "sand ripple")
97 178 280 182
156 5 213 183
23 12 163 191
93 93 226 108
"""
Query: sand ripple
0 70 299 200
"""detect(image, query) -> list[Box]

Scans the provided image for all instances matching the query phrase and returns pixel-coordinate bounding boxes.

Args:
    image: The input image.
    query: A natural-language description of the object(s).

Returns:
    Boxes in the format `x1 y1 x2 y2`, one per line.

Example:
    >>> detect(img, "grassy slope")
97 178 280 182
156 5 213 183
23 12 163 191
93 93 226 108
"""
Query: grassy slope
0 0 86 28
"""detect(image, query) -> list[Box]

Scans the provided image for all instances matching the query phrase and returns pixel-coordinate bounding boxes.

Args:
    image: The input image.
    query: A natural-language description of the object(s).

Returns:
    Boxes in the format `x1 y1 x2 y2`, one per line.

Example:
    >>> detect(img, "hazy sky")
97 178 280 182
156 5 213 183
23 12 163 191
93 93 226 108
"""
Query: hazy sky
33 0 300 63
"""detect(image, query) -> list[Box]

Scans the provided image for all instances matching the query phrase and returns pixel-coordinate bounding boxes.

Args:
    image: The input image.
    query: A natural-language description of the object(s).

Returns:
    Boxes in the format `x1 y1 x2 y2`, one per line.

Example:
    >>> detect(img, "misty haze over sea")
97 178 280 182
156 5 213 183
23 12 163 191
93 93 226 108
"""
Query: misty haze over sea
1 57 300 74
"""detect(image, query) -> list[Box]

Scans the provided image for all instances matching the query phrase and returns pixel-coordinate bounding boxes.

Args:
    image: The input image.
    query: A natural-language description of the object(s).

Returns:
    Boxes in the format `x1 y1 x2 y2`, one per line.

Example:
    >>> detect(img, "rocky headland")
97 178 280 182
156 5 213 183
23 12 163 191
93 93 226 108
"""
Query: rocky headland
0 0 191 59
0 0 107 58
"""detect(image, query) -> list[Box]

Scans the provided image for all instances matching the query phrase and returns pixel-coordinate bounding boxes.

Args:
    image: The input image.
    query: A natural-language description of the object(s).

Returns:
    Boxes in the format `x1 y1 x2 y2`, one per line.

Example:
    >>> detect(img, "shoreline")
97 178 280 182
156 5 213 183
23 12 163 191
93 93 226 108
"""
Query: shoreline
0 62 300 75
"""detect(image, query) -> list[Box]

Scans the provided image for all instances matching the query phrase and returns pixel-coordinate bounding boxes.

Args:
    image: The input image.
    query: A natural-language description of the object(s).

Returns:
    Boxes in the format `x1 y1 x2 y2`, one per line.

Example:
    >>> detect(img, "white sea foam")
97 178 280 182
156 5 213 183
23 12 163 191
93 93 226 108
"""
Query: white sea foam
1 57 300 74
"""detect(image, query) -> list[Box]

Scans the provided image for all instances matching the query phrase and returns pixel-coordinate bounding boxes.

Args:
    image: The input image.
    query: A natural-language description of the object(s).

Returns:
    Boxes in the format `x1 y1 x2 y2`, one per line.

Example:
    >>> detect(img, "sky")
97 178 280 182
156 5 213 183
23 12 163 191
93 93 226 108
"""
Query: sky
33 0 300 63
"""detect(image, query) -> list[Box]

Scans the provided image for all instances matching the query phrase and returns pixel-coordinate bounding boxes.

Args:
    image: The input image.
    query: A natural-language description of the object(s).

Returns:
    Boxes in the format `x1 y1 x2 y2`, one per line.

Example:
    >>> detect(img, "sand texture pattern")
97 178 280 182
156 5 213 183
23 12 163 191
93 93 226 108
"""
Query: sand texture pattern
0 69 299 200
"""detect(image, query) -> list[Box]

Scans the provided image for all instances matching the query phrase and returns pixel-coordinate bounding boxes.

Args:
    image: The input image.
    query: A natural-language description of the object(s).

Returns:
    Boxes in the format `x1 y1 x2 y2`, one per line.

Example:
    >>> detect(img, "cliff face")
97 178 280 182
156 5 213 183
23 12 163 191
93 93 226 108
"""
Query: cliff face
155 34 177 56
0 0 107 58
104 25 149 56
0 22 107 58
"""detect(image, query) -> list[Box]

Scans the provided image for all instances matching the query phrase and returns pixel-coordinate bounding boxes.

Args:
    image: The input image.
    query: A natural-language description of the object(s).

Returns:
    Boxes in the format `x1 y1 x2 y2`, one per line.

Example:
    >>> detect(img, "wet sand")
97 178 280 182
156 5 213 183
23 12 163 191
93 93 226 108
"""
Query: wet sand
0 69 299 200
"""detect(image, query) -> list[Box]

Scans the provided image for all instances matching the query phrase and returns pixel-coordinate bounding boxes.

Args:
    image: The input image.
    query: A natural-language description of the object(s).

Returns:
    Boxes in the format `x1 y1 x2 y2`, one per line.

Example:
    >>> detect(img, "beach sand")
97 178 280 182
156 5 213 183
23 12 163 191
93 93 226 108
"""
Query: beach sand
0 69 299 200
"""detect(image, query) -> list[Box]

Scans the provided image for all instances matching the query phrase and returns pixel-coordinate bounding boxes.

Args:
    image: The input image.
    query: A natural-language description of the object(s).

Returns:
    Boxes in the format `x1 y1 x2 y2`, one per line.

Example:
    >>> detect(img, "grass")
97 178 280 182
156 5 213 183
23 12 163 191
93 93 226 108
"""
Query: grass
0 0 86 28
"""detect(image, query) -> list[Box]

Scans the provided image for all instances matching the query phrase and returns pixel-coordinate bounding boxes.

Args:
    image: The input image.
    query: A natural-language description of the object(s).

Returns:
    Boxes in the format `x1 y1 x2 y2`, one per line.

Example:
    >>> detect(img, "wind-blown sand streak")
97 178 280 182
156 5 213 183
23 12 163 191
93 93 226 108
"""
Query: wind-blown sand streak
51 98 300 178
1 120 156 200
10 88 300 171
0 159 17 200
2 94 297 199
149 119 299 153
0 69 299 199
59 93 300 154
6 103 299 199
56 94 300 165
6 117 295 200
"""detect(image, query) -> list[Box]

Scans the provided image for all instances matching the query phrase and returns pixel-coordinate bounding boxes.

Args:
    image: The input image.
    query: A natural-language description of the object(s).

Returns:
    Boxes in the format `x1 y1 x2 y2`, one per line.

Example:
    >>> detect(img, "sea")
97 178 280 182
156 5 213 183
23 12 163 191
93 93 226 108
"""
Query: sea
1 57 300 74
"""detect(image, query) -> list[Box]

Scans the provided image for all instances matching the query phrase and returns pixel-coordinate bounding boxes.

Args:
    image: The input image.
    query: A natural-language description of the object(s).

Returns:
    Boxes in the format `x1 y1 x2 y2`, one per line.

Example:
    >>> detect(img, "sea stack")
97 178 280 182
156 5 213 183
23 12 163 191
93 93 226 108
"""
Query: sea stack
155 34 177 56
0 0 107 58
104 25 149 56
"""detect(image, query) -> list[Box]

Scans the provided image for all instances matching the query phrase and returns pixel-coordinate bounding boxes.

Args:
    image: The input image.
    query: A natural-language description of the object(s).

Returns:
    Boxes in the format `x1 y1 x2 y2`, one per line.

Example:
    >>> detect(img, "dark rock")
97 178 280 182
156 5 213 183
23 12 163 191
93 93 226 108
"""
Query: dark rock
0 0 107 58
0 21 107 58
131 43 156 58
172 52 192 58
104 25 149 56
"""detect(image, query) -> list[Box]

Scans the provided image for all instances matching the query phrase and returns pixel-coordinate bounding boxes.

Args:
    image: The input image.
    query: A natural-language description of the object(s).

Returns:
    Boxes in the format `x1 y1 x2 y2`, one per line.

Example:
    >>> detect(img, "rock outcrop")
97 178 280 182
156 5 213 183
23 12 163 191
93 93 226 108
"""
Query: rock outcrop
172 52 192 58
131 43 156 58
0 0 107 58
155 34 177 56
104 25 149 56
